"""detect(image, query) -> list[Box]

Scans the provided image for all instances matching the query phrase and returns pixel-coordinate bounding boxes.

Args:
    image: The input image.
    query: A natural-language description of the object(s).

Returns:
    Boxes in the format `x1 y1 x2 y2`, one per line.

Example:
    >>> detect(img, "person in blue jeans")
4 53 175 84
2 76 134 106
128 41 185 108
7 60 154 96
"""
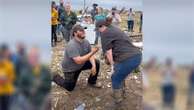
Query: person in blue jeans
187 64 194 110
95 19 142 109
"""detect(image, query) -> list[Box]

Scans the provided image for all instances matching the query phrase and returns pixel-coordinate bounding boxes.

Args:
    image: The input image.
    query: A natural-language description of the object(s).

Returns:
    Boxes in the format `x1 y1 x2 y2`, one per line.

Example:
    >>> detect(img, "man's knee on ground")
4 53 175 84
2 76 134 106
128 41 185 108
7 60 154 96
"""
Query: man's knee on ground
65 86 75 91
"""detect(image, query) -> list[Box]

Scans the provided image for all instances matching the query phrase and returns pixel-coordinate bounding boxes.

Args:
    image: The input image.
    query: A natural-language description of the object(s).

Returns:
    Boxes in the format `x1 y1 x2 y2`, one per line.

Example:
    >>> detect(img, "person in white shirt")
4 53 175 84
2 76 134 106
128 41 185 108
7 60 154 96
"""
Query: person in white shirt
107 7 122 28
161 58 176 109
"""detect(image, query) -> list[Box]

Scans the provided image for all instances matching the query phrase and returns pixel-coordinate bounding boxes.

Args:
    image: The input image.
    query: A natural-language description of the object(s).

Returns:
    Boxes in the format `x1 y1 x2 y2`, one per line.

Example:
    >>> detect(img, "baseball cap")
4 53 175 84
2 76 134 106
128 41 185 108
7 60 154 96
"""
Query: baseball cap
95 19 107 30
72 25 85 32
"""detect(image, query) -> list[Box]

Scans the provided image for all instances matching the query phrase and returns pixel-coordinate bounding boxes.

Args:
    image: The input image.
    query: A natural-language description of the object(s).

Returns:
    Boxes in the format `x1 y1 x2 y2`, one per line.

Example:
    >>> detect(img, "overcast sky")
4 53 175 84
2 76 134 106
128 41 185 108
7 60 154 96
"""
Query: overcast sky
53 0 142 11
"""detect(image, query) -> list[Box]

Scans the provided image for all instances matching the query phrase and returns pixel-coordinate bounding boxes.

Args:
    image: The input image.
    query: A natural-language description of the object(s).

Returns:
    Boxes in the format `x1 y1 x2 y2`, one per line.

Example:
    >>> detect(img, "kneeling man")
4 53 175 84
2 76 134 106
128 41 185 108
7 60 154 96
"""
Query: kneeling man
53 25 101 91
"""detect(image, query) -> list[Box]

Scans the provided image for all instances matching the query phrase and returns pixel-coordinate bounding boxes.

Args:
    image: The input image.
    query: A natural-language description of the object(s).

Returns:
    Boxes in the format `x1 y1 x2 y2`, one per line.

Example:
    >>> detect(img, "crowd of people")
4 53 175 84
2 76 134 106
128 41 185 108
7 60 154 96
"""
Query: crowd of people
51 0 143 47
0 43 51 110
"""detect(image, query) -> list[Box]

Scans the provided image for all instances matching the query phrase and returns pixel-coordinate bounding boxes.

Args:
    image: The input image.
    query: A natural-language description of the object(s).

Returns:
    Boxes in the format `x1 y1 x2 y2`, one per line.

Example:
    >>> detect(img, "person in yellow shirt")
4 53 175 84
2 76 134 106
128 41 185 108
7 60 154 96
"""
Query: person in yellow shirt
0 44 15 110
51 1 58 47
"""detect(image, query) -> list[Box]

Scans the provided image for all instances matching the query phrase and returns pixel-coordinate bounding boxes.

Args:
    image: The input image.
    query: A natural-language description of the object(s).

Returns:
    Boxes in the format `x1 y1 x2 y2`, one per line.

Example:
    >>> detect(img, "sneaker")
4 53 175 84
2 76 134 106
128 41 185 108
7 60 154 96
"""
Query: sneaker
87 82 102 88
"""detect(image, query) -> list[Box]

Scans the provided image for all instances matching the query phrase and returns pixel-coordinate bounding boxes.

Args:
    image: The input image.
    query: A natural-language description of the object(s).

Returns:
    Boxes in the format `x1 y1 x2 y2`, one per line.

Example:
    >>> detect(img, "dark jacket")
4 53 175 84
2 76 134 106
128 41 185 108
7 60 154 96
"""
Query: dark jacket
60 11 77 30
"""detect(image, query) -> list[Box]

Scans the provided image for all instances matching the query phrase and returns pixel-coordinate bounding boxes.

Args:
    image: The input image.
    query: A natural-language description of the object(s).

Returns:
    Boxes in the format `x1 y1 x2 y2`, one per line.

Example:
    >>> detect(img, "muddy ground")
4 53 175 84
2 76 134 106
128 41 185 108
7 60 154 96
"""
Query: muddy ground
50 39 143 110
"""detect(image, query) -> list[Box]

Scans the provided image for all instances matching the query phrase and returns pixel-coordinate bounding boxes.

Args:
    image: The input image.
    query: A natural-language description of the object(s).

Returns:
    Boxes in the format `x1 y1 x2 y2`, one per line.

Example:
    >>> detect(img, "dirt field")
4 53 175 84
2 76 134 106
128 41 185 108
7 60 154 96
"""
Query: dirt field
50 40 142 110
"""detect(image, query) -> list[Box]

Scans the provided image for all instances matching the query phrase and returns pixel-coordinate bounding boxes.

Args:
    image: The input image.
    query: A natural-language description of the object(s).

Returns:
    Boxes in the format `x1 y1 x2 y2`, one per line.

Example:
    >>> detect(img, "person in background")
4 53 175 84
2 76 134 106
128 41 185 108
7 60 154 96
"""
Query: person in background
127 8 135 32
53 25 101 91
57 0 65 38
90 3 98 22
58 0 65 18
0 44 15 110
13 42 28 87
94 7 106 22
95 19 142 109
187 64 194 110
139 12 143 33
107 7 122 28
161 58 176 110
17 47 51 110
60 2 77 42
94 7 106 44
82 15 93 24
51 1 59 47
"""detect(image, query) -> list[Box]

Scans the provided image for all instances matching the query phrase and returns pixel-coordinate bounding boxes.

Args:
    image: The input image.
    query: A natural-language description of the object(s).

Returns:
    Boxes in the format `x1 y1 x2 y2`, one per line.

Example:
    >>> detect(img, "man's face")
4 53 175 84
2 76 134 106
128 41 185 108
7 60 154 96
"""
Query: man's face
65 4 71 12
60 0 64 4
76 30 85 39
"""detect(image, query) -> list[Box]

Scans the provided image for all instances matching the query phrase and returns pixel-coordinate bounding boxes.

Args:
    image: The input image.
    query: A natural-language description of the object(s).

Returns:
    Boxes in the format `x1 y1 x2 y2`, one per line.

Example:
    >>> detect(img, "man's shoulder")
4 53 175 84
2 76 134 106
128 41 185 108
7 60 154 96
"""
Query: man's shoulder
83 39 90 45
67 39 77 46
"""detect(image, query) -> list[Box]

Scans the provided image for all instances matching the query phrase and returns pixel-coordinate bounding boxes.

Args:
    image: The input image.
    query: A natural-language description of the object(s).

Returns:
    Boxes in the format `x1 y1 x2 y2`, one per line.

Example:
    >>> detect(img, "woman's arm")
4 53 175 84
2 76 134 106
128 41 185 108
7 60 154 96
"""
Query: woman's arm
105 49 114 65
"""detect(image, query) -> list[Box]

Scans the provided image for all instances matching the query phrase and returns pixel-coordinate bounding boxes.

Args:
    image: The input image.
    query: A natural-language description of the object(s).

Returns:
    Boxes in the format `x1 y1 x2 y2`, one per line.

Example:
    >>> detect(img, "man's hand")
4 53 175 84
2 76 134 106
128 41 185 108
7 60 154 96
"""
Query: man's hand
91 46 99 54
91 66 96 76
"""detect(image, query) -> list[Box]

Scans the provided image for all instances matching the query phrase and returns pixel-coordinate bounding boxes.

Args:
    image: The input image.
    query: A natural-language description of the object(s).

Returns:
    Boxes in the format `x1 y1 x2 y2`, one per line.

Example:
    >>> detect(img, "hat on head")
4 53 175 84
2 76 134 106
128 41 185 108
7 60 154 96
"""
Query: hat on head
112 7 117 11
93 3 98 7
95 19 107 30
72 25 85 36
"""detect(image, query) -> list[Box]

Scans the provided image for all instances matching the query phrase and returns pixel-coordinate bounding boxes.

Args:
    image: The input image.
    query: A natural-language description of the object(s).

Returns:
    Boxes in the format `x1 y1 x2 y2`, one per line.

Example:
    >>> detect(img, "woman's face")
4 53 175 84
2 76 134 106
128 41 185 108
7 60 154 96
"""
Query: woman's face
98 26 107 33
52 3 56 8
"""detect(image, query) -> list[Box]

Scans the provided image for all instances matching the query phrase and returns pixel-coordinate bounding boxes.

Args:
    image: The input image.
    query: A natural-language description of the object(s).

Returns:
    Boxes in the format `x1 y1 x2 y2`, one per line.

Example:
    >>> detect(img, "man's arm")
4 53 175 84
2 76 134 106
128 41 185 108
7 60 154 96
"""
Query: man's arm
73 47 99 65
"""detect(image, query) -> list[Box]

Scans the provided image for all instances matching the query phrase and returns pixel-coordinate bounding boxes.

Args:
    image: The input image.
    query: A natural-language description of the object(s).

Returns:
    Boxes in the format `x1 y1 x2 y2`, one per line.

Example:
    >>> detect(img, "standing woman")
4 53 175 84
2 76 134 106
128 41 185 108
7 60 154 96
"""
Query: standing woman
51 1 58 47
96 19 142 108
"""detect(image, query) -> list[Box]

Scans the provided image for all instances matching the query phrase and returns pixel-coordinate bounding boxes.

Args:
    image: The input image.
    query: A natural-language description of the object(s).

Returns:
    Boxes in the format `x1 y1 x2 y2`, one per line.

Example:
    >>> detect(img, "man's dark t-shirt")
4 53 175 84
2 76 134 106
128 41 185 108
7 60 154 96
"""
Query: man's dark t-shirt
100 25 141 63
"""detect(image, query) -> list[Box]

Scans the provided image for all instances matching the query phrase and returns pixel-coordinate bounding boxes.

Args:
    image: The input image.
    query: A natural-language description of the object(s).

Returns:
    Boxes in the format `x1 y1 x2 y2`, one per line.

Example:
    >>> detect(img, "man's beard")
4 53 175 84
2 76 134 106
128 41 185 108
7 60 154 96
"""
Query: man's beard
77 34 85 39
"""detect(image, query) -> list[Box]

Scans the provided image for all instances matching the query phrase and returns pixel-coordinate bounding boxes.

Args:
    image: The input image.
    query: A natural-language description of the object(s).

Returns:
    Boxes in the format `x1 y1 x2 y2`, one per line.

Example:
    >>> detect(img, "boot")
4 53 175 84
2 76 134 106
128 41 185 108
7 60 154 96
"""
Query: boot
113 89 123 104
121 80 127 99
106 89 126 110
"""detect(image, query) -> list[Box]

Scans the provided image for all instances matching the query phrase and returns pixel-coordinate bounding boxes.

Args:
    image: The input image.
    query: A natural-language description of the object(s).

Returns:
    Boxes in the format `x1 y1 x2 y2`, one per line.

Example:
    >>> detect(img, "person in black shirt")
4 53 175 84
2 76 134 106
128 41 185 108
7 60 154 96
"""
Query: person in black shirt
95 19 142 108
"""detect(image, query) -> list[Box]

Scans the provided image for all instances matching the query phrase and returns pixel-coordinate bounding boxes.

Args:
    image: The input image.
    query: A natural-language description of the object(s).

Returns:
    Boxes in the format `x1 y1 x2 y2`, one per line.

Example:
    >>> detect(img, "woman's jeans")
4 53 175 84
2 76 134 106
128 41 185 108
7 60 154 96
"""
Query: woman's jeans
112 54 142 89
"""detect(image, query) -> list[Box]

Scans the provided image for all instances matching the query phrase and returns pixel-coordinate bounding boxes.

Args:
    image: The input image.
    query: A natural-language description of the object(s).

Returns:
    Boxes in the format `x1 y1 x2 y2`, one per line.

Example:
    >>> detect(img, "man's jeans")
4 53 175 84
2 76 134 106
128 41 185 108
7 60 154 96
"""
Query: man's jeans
111 54 142 89
53 59 100 91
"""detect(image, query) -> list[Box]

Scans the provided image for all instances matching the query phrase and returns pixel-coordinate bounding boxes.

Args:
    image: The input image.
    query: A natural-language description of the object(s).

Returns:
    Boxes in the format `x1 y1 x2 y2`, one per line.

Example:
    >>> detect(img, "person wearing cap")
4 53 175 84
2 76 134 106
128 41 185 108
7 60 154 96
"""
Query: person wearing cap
107 7 122 28
91 3 98 22
53 25 101 91
60 2 77 42
96 19 142 108
0 44 15 110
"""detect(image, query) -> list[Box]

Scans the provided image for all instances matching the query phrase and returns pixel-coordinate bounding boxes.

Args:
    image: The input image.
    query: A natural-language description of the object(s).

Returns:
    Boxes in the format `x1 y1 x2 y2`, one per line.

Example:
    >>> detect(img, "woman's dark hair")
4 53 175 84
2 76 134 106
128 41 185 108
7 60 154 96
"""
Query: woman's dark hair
51 1 56 6
105 17 112 26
